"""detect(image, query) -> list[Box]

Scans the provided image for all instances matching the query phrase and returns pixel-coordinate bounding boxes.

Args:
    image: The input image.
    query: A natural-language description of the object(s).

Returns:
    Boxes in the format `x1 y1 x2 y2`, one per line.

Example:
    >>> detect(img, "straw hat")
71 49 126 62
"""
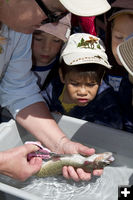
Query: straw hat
117 35 133 76
59 0 111 17
60 33 112 69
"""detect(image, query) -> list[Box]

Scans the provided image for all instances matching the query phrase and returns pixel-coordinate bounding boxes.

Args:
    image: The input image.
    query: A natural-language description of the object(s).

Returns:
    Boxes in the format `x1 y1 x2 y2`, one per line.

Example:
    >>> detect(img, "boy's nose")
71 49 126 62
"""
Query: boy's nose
77 87 88 96
42 41 50 51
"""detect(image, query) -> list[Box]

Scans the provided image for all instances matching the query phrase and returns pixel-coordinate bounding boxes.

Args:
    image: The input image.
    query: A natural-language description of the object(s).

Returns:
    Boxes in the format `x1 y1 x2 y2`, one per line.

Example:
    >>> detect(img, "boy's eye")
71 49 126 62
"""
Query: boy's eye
87 83 97 87
71 82 78 86
34 37 43 41
114 34 124 41
116 36 123 40
53 39 61 43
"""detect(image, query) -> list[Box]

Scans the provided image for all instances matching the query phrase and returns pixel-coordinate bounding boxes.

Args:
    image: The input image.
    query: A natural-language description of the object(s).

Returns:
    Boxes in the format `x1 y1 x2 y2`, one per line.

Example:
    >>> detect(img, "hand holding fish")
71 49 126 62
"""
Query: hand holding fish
58 140 103 182
26 141 114 182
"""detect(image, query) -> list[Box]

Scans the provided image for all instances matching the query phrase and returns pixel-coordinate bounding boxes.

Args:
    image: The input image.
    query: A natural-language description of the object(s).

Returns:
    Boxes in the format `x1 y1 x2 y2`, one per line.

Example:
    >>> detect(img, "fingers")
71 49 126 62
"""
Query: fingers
93 169 103 176
77 143 95 156
24 143 40 154
76 168 92 181
62 166 92 182
29 157 42 174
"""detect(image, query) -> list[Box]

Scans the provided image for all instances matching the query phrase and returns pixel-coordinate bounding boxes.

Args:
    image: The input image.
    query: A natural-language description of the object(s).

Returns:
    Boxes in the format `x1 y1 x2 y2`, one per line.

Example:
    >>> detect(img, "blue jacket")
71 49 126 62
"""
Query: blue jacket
118 76 133 133
42 75 123 130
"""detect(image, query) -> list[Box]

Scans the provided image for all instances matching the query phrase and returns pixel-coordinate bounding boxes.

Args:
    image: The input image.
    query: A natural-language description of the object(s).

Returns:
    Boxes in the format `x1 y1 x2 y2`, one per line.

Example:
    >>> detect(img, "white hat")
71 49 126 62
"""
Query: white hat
60 33 112 69
117 34 133 76
59 0 111 17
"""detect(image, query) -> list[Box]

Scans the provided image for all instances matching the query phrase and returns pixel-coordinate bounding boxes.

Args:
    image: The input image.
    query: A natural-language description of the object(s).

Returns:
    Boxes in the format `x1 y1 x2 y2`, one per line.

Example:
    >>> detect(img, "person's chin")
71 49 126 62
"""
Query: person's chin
76 102 88 107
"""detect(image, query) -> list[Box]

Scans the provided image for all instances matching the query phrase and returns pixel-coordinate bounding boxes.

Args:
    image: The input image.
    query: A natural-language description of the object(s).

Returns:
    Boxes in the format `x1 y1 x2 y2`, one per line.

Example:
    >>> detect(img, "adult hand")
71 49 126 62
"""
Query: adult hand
0 143 42 181
57 137 103 182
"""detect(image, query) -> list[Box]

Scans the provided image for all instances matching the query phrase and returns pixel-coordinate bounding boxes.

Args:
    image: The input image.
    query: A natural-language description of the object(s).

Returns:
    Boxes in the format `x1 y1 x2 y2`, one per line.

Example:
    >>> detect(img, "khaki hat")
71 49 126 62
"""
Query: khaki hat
111 0 133 9
59 0 111 17
36 13 71 42
108 9 133 21
117 35 133 76
108 0 133 21
60 33 112 69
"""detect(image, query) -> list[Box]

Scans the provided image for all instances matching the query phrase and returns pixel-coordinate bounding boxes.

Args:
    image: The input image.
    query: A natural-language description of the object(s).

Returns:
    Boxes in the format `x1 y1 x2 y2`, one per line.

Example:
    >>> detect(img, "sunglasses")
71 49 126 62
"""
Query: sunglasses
35 0 68 25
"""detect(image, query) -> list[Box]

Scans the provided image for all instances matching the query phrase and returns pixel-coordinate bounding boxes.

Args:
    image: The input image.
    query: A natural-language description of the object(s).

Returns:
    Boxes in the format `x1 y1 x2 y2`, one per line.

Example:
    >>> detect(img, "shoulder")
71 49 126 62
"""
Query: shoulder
1 24 32 46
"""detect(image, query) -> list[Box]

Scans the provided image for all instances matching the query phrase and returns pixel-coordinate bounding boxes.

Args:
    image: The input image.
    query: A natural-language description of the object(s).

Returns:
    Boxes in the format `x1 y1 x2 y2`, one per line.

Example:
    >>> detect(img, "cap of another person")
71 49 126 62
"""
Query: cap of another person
59 0 111 16
36 13 71 42
60 33 112 69
117 34 133 76
108 0 133 21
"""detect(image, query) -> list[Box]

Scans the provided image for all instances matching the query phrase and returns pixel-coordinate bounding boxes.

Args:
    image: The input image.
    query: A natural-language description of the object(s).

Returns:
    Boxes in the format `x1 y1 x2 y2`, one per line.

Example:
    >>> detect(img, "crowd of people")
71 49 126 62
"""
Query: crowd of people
0 0 132 182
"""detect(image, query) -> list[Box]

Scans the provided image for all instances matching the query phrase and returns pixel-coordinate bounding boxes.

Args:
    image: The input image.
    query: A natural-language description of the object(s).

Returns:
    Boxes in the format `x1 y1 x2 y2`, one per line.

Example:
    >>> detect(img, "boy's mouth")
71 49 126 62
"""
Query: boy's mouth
77 98 89 103
40 55 49 59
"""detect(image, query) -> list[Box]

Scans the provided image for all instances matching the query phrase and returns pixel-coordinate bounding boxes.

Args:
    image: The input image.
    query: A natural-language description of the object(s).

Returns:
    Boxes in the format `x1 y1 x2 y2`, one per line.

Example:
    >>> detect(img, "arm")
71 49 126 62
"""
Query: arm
16 102 102 182
0 31 102 181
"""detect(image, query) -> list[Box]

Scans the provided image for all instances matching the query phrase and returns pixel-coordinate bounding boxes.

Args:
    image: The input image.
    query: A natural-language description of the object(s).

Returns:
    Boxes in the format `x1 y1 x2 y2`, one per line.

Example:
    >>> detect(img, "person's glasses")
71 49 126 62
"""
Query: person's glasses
35 0 68 25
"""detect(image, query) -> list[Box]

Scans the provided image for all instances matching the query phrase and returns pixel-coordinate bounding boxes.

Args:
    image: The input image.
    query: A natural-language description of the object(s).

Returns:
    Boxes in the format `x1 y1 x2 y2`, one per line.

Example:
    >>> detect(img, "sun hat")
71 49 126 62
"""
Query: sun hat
36 13 71 42
60 33 112 69
59 0 111 17
108 0 133 21
108 9 133 21
117 34 133 76
111 0 133 9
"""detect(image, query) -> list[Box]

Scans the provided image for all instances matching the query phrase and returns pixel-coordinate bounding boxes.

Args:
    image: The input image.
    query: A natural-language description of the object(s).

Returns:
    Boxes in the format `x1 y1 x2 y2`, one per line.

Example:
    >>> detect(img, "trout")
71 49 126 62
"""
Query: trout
37 152 114 177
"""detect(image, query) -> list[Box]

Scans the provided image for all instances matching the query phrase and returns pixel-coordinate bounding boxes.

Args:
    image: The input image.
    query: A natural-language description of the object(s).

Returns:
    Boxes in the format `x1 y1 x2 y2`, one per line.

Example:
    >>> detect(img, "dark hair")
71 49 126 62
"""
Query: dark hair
33 30 43 35
60 60 106 84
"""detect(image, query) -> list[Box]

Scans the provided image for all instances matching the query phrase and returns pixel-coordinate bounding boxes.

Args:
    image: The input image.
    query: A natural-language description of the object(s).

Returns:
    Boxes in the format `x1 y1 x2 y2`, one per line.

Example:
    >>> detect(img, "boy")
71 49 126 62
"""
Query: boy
42 33 123 129
104 0 133 91
32 14 71 88
104 0 133 132
117 35 133 133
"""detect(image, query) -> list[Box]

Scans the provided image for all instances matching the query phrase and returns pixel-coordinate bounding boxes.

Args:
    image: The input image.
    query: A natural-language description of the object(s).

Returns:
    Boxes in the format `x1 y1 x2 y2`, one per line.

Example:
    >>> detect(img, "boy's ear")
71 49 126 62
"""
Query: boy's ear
59 68 65 83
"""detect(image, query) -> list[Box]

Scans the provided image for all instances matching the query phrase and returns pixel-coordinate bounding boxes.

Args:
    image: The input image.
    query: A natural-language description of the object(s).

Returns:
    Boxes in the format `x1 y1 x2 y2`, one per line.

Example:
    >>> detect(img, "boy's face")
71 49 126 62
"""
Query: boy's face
111 14 133 66
32 31 63 66
1 0 66 34
60 71 99 106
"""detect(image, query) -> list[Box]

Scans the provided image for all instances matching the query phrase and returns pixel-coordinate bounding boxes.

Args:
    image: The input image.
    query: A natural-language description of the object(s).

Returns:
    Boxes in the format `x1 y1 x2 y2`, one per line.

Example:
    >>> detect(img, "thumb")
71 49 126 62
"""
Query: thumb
29 157 42 173
24 143 40 154
76 143 95 156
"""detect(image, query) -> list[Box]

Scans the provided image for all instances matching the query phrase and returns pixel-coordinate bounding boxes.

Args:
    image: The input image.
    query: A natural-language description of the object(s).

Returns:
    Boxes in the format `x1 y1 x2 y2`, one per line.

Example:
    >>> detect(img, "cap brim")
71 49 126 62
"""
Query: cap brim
59 0 111 16
108 9 133 21
62 52 112 69
117 39 133 76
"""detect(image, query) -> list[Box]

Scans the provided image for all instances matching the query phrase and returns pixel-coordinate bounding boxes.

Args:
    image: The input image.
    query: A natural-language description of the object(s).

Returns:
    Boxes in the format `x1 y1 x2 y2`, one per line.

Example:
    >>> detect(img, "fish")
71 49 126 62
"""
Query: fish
36 152 114 177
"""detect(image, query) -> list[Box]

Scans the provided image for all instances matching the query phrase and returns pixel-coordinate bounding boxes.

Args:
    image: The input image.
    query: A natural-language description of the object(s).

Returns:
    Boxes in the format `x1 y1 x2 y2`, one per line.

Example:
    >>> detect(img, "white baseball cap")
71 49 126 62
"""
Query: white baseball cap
59 0 111 16
60 33 112 69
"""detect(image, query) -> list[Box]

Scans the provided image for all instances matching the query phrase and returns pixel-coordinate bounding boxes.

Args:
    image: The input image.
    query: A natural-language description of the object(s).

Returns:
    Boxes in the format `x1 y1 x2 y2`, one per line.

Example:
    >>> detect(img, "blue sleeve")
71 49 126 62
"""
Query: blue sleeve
0 31 44 118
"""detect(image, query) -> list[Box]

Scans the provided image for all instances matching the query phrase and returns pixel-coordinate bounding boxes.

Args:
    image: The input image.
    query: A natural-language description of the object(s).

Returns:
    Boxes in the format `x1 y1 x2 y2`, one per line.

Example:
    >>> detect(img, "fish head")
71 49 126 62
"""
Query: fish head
92 152 115 169
83 152 115 172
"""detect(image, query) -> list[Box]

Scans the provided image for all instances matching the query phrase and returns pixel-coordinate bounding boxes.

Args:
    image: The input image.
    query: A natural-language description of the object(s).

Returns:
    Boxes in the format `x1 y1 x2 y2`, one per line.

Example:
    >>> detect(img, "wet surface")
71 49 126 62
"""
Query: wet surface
0 150 133 200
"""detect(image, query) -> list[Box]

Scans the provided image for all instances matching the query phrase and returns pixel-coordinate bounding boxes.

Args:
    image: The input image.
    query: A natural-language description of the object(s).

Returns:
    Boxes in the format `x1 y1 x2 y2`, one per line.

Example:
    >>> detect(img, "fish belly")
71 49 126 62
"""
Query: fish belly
37 159 83 177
